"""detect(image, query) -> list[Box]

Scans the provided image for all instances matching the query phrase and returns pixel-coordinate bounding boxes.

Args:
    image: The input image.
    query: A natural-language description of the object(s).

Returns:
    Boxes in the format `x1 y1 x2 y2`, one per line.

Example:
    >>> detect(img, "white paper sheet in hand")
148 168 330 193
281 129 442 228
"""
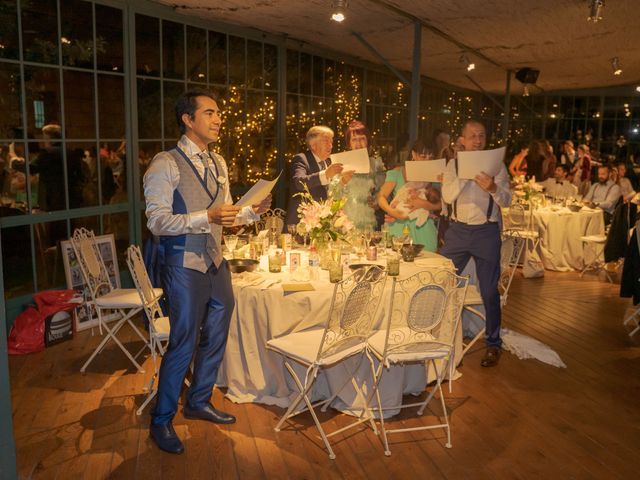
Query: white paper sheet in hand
235 171 281 207
456 146 506 180
330 148 370 174
405 158 446 182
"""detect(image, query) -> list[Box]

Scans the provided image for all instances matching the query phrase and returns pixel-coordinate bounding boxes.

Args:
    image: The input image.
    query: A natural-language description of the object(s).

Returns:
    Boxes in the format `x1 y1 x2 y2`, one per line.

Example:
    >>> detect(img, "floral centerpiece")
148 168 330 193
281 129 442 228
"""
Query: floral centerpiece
295 188 353 267
512 175 544 204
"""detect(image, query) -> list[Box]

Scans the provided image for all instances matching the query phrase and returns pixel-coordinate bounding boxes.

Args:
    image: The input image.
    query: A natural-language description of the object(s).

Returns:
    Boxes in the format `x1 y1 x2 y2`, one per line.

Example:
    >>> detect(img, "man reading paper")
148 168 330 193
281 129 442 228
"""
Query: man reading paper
440 120 511 367
143 89 271 454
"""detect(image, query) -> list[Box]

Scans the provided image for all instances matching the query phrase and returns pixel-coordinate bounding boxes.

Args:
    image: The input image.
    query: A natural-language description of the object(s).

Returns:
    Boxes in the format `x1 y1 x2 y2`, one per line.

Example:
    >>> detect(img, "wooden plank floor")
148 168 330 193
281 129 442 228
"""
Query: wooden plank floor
9 269 640 479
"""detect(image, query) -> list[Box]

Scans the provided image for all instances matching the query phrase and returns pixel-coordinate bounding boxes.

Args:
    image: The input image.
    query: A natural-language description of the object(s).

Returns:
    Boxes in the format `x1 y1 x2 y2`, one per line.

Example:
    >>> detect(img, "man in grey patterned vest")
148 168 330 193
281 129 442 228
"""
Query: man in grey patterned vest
144 89 271 454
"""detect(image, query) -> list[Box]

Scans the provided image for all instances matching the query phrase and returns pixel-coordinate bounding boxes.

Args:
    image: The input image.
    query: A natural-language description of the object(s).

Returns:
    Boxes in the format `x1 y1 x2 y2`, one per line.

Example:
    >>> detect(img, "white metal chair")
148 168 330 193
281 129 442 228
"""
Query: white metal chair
461 236 520 357
365 269 469 456
126 245 171 415
255 207 286 234
580 234 612 283
503 203 540 246
71 228 161 373
266 266 387 459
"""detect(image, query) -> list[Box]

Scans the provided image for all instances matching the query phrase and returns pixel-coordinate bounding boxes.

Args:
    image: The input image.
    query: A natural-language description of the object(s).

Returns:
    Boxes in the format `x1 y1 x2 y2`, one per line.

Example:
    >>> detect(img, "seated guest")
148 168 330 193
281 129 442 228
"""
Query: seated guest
540 164 578 199
612 161 636 202
583 165 622 224
285 126 353 227
377 139 440 252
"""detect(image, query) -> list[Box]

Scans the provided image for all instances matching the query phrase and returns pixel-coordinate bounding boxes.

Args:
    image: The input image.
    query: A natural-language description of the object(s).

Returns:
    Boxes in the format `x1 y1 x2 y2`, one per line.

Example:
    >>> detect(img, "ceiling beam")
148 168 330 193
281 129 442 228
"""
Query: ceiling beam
351 31 411 86
366 0 504 70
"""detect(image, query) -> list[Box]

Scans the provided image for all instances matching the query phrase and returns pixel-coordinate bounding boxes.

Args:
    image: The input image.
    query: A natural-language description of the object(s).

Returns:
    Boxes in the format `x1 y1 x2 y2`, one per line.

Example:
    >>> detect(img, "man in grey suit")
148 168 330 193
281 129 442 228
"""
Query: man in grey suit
285 126 353 227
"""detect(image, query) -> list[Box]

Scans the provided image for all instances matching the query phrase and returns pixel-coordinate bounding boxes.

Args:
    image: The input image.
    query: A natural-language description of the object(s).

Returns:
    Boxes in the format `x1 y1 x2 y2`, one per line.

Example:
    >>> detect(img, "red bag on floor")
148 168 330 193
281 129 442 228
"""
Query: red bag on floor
7 306 44 354
8 289 80 355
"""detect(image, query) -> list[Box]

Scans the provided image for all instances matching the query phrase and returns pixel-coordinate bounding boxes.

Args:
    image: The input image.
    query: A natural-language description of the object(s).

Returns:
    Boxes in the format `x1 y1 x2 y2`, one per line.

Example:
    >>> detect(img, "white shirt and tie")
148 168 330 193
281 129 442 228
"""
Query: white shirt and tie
441 159 512 225
144 135 258 237
540 178 578 198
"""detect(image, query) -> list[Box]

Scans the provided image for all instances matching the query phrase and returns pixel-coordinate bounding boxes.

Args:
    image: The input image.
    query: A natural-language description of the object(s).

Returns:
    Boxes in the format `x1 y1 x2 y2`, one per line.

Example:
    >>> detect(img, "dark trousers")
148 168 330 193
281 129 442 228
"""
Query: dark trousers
440 222 502 348
151 260 235 426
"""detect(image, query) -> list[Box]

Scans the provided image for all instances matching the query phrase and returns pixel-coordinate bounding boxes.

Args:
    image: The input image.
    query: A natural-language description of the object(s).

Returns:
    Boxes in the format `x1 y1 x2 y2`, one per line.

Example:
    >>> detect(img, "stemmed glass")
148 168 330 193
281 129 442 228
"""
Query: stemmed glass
287 224 297 246
225 234 239 256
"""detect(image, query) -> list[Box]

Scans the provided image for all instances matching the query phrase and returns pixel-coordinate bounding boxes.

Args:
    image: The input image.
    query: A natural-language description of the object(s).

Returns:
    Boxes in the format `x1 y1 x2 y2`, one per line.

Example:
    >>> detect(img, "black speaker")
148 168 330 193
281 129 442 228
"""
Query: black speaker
515 68 540 84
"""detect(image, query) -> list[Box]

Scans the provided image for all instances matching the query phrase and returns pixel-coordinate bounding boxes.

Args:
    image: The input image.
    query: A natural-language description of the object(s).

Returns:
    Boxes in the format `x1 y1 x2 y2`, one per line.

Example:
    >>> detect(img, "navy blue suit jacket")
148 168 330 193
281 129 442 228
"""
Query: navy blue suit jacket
285 150 331 226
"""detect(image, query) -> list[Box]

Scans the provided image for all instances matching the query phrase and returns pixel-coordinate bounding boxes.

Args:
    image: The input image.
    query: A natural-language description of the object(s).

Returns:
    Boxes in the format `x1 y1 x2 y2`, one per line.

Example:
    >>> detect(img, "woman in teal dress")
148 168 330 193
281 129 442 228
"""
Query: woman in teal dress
377 139 441 252
331 120 385 230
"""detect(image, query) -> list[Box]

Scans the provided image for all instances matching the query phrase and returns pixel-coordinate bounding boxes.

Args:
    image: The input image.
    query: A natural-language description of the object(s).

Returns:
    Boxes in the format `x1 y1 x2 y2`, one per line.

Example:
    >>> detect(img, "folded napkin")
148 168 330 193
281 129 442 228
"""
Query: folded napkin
232 271 263 287
414 253 453 269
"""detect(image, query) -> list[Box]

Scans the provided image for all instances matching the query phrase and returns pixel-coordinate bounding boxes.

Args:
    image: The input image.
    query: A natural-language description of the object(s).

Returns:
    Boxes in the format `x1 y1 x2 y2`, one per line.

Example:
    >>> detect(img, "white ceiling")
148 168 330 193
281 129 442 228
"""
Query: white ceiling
158 0 639 94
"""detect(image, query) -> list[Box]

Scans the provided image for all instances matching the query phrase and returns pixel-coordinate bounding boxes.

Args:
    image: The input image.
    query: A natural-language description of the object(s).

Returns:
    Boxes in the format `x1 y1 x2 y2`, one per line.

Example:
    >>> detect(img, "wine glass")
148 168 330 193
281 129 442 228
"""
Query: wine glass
391 235 403 253
224 234 239 255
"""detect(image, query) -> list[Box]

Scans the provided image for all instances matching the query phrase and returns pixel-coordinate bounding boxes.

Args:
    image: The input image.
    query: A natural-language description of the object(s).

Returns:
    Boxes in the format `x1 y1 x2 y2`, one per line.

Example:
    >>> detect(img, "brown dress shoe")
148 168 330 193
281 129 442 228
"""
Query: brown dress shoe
481 347 501 367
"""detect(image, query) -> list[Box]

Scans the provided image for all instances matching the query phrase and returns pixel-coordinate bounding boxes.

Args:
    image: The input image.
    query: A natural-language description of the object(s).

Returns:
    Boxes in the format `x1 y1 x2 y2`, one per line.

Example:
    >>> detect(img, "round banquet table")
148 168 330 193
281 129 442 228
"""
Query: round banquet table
216 251 462 417
504 205 605 276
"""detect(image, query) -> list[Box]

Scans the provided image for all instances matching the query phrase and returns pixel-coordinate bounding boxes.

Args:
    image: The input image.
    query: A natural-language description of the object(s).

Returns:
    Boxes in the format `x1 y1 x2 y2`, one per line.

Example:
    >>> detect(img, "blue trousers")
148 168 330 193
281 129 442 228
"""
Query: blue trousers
440 222 502 348
151 260 235 426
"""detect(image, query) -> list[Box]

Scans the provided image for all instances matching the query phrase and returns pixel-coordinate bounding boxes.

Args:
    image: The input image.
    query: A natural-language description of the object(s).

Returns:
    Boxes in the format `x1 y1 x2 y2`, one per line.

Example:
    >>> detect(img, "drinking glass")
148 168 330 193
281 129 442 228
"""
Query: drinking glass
328 260 343 283
225 234 239 254
386 252 400 276
392 235 403 252
268 251 282 273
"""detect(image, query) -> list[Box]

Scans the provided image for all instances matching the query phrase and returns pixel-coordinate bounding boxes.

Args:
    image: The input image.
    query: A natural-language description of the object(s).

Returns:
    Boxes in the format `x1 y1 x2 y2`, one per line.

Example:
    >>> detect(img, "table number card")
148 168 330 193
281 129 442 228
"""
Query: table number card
289 252 300 272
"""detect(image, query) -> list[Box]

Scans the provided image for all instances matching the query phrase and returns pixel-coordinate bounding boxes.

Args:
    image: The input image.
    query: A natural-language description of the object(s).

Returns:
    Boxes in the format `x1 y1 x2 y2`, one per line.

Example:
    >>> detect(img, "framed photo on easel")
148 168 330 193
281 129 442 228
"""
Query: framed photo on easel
60 233 121 331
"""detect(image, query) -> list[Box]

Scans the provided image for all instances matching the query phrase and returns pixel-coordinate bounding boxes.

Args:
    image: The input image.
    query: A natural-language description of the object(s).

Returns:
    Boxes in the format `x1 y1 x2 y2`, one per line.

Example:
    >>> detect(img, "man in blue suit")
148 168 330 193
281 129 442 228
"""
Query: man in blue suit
285 126 352 227
143 89 271 454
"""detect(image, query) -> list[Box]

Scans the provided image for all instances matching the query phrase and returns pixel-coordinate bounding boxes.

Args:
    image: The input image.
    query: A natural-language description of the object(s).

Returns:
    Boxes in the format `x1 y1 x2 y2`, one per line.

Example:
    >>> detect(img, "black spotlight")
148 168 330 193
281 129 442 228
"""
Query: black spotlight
515 68 540 85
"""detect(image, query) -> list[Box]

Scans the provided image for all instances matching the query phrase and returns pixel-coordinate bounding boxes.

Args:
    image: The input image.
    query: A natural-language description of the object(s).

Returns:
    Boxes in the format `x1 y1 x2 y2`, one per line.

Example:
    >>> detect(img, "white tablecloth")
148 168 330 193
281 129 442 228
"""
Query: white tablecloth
217 252 460 417
504 206 605 276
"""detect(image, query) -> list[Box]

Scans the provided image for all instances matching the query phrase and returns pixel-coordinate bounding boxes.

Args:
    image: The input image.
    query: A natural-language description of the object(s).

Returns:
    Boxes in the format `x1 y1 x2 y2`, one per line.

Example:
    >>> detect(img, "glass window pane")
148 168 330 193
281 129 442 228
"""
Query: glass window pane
2 224 34 298
263 43 277 90
60 0 93 69
99 141 125 205
136 14 159 76
70 215 99 237
286 49 298 93
105 211 129 263
209 31 227 85
312 56 323 97
63 70 95 139
0 62 22 139
98 74 125 139
34 219 67 290
1 141 27 214
137 78 161 139
21 0 58 64
162 20 184 80
19 140 64 212
96 5 124 73
67 141 97 208
186 26 206 82
24 66 61 140
163 81 184 140
0 0 19 60
246 40 262 89
228 36 245 86
299 53 311 96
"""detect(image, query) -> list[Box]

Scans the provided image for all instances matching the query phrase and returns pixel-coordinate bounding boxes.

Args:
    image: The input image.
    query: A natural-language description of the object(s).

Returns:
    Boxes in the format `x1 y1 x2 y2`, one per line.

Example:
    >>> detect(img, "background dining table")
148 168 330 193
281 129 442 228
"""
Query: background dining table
503 205 605 277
